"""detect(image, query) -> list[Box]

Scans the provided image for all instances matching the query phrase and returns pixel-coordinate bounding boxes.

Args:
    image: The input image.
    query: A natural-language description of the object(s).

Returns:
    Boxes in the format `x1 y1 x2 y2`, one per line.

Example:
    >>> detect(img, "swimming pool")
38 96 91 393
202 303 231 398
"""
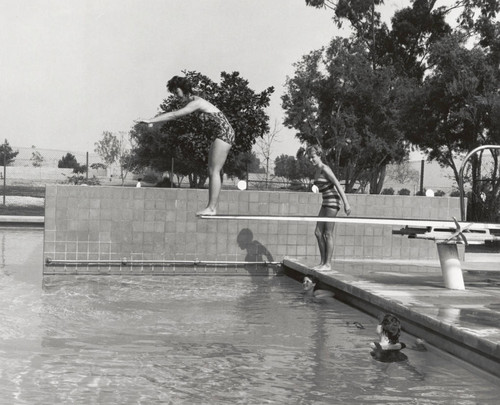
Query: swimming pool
1 228 500 404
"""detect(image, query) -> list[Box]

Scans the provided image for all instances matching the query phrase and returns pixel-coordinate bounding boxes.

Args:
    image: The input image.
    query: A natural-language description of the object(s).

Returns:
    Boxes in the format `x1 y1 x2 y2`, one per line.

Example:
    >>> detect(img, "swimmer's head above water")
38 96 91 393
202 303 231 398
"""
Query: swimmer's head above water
370 313 407 362
302 276 335 300
378 313 402 345
302 276 316 293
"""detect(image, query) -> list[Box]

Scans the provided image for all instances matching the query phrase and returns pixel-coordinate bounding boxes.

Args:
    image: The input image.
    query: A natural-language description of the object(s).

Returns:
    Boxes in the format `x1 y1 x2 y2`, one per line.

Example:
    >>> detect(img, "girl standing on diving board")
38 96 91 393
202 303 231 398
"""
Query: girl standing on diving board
305 145 351 270
138 76 234 216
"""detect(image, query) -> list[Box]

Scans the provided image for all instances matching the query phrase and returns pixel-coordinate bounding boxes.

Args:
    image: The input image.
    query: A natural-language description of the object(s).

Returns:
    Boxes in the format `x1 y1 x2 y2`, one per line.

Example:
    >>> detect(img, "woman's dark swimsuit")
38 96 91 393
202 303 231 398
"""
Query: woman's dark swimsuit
314 174 341 210
202 111 235 145
370 342 408 363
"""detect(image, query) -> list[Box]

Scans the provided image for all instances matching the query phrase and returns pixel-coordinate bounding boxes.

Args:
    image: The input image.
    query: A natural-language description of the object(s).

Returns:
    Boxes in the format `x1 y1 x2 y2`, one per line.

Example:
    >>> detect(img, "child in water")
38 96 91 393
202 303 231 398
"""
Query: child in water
370 313 408 363
302 276 335 300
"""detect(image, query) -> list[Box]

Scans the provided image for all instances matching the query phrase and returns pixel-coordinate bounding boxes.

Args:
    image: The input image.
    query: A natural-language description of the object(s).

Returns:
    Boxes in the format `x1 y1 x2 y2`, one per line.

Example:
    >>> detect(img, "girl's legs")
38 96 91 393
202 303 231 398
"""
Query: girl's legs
322 219 336 270
313 207 327 269
196 138 231 216
314 207 338 270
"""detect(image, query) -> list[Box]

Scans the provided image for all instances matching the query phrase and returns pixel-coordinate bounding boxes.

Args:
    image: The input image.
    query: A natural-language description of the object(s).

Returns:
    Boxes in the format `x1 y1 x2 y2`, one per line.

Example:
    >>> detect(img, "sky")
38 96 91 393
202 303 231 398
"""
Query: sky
1 0 408 161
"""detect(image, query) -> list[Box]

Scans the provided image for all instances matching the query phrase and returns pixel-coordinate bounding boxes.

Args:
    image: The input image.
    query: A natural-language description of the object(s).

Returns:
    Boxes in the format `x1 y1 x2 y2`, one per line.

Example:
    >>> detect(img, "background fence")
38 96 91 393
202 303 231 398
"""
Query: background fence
0 144 479 209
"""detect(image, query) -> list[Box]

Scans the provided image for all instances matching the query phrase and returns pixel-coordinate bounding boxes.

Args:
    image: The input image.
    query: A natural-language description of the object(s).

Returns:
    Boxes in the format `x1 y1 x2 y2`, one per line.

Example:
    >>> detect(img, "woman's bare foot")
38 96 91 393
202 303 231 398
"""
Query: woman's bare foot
312 263 325 270
196 207 216 216
316 264 332 271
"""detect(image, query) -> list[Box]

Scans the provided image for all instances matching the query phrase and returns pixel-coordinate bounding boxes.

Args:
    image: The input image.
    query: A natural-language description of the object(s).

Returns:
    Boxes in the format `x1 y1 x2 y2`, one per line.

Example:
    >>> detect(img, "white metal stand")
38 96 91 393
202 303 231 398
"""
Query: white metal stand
437 243 465 290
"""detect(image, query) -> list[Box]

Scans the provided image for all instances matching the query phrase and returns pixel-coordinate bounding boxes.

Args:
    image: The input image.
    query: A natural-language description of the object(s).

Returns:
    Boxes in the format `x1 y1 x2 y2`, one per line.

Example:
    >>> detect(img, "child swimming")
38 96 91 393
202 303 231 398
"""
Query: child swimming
370 313 408 363
302 276 335 300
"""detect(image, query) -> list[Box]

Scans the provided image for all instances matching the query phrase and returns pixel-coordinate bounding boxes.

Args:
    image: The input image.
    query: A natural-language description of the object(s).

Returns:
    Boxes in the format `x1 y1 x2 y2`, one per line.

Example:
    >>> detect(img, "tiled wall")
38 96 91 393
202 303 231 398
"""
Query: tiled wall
43 185 461 272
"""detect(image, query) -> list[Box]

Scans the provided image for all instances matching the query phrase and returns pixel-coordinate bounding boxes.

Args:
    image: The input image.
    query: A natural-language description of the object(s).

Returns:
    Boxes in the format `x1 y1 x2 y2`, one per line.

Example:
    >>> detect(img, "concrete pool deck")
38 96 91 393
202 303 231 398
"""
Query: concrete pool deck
283 257 500 379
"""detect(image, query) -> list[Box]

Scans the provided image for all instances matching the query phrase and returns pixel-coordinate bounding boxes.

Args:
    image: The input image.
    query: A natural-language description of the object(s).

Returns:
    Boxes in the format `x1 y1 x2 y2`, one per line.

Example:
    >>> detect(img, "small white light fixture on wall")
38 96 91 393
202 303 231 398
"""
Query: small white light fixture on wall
425 189 434 197
237 180 247 190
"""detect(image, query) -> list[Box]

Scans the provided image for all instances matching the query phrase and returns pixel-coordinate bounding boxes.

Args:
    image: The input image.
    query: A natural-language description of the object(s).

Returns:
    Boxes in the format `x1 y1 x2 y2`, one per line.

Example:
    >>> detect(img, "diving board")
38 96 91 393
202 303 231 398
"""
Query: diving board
201 214 500 290
200 215 500 232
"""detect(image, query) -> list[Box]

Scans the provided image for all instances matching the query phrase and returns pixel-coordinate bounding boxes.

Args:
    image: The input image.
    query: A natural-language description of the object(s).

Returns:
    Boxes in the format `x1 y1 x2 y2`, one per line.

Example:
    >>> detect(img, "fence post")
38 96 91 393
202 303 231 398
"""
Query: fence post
419 159 424 195
171 158 174 188
2 140 6 206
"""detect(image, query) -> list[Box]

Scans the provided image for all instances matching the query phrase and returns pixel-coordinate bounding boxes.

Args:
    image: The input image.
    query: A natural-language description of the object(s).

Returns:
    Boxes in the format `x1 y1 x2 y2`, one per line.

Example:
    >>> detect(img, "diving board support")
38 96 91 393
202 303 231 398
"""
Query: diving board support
436 243 465 290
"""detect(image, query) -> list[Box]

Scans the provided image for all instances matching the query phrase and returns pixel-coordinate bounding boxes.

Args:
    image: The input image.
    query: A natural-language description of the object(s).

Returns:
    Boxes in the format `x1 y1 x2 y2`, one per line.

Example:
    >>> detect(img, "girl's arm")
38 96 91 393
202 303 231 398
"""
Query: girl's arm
322 165 351 215
142 99 203 126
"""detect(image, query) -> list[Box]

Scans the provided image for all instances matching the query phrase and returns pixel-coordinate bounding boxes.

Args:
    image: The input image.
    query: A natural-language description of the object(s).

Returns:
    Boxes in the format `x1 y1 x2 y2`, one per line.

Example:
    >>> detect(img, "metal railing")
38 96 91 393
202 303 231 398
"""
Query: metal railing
459 145 500 221
45 258 282 267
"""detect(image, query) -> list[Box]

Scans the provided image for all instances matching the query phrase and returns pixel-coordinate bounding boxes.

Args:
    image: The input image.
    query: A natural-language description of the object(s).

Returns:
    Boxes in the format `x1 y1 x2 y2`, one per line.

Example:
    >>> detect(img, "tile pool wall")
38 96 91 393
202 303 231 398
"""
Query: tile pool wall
43 185 461 272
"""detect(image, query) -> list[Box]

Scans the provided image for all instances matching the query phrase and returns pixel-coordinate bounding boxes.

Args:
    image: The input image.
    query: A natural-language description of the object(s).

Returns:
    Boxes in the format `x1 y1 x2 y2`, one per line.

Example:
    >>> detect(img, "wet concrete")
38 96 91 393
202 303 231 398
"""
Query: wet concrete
283 257 500 378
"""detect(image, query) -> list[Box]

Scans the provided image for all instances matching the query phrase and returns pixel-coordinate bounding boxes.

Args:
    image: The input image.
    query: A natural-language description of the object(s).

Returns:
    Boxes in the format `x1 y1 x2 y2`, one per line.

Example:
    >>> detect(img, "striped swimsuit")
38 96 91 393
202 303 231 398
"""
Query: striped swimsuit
314 173 341 210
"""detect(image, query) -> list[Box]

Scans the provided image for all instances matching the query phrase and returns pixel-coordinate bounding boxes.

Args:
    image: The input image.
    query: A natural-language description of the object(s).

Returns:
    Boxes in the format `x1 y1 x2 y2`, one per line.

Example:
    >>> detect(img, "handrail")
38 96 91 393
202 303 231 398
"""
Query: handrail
459 145 500 221
45 258 282 267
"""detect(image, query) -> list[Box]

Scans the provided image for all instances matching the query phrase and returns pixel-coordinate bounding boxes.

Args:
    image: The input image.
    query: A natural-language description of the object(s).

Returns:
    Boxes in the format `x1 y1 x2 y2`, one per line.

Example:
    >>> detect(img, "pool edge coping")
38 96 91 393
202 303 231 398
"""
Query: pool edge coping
283 257 500 379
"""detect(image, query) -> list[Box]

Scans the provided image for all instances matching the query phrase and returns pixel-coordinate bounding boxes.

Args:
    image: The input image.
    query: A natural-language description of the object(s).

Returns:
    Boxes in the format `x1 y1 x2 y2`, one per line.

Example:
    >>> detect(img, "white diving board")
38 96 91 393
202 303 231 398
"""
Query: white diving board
200 214 500 290
200 214 500 231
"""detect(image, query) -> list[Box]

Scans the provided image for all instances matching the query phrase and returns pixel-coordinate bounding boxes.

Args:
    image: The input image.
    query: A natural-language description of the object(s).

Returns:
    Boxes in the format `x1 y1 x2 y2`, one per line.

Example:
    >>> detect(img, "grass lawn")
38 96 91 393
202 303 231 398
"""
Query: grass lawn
0 205 44 216
1 185 45 197
0 185 45 216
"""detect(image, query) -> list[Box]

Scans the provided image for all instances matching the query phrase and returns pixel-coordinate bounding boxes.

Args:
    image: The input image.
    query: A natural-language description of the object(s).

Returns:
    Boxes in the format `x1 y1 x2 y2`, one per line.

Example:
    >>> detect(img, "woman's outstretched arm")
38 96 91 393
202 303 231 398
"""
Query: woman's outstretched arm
140 98 203 125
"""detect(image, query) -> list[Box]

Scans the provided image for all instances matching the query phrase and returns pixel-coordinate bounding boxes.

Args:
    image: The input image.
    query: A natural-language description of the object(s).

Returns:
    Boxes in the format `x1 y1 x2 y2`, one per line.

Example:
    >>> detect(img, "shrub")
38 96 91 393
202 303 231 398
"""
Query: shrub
415 190 425 196
434 190 446 197
65 175 101 185
450 190 461 197
142 173 161 184
289 180 308 191
381 187 394 195
398 188 411 196
155 178 175 188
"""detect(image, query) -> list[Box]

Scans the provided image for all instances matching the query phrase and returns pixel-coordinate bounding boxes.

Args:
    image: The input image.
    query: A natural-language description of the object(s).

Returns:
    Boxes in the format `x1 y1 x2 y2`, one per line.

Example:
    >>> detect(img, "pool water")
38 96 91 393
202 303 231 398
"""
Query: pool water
1 229 500 404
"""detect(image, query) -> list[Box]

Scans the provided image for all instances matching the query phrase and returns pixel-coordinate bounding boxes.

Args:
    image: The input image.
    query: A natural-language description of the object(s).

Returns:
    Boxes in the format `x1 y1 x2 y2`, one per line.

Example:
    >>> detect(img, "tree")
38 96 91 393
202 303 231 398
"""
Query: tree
90 162 107 170
274 154 297 179
386 159 420 185
401 34 500 183
58 153 78 168
303 1 500 177
282 39 408 193
306 0 499 38
401 34 500 221
232 151 265 179
30 151 44 167
254 120 282 188
131 70 274 188
289 1 437 194
58 152 86 173
95 131 120 167
95 131 137 185
0 140 19 166
274 151 315 187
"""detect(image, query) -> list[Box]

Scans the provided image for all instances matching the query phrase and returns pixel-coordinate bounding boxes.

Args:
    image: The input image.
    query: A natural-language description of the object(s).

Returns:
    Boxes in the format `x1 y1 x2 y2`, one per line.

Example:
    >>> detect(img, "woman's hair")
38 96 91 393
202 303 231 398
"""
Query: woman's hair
167 76 193 95
380 314 401 344
305 144 323 158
